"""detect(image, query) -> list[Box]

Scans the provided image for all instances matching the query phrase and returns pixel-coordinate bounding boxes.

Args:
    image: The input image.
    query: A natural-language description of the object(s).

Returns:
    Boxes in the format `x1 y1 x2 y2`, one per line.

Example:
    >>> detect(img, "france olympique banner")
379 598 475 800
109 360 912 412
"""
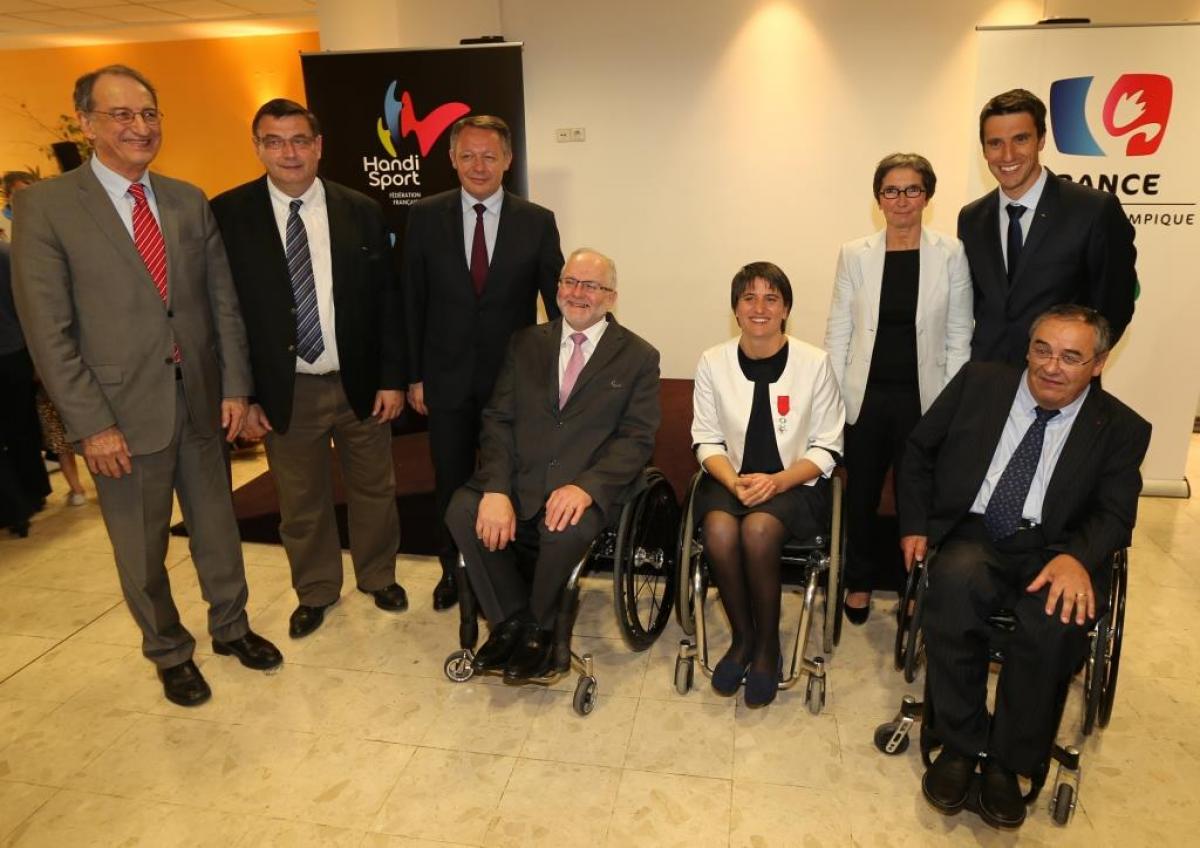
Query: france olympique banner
975 23 1200 495
300 44 527 239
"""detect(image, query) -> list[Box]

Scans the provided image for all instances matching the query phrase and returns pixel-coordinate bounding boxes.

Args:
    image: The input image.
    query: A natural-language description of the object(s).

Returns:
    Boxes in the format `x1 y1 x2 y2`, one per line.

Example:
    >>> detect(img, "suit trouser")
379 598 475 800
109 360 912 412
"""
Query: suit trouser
923 516 1091 776
0 348 51 526
843 382 920 593
264 373 398 607
428 400 484 563
92 381 249 669
445 486 606 629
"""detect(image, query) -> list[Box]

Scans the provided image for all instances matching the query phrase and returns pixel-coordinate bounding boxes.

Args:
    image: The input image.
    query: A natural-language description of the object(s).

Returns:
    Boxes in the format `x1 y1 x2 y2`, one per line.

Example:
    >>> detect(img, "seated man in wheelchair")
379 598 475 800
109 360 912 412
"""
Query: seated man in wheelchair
446 247 660 681
897 304 1150 829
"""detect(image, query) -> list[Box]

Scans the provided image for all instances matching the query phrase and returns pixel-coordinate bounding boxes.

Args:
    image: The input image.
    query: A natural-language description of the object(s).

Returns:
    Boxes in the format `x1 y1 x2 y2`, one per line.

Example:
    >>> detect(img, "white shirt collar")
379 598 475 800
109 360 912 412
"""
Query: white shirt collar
267 175 324 209
561 314 609 348
90 154 148 196
461 187 503 215
1016 367 1090 423
999 165 1049 213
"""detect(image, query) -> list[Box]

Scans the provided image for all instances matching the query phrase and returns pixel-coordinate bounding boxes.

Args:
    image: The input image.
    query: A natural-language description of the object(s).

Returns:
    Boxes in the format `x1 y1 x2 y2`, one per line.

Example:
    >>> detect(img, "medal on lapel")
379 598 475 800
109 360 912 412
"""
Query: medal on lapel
776 395 789 434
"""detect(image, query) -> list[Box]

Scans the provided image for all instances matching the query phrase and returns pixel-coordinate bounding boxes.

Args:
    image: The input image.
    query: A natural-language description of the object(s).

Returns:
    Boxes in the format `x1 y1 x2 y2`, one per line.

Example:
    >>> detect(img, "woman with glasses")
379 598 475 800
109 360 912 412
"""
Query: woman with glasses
691 262 845 706
824 153 973 624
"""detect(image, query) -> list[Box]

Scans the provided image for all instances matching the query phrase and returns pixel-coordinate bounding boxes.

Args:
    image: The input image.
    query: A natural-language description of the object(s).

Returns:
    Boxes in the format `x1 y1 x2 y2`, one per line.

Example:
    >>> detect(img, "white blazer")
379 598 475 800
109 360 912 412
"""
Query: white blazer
692 336 845 484
823 227 973 425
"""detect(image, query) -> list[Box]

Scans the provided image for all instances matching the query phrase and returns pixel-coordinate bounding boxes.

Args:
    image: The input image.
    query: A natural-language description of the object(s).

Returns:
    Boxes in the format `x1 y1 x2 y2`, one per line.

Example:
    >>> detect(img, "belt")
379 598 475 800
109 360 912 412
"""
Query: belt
175 366 183 381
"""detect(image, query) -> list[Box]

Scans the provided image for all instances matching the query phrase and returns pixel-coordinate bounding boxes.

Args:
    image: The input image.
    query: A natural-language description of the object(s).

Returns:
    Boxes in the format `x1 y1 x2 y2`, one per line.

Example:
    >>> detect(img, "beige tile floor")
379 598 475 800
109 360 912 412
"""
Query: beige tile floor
1 438 1198 847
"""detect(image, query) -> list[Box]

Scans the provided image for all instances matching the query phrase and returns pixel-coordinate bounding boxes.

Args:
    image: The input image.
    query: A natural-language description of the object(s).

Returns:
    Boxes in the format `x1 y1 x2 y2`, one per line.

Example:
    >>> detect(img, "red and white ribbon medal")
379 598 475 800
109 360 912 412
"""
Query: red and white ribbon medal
776 395 790 434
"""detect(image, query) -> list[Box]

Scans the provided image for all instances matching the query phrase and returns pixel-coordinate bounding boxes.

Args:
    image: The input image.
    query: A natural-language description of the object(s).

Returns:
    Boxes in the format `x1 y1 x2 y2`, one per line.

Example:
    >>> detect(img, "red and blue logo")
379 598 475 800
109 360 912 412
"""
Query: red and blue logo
1049 74 1172 157
377 82 470 157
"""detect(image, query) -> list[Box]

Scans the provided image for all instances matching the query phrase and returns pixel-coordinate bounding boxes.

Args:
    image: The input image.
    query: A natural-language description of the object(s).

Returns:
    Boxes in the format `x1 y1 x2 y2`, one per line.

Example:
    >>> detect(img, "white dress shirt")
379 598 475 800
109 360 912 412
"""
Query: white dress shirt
461 188 503 267
267 177 339 374
969 371 1089 523
90 155 161 238
997 165 1048 271
558 316 609 390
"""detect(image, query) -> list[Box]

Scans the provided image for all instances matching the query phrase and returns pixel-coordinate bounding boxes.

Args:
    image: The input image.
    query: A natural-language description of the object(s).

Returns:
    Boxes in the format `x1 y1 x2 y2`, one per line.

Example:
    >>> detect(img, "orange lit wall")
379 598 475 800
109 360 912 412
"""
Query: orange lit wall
0 31 320 198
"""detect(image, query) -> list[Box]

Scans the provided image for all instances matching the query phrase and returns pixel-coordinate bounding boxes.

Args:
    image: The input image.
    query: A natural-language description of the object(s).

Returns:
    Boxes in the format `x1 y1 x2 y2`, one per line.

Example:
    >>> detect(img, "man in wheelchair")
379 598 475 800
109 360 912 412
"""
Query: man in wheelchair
446 248 660 681
896 304 1150 829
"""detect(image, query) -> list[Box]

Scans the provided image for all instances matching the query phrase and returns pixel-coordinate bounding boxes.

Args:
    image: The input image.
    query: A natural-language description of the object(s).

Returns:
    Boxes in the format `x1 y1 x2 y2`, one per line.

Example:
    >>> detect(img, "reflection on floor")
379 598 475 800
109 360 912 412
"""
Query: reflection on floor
1 438 1198 847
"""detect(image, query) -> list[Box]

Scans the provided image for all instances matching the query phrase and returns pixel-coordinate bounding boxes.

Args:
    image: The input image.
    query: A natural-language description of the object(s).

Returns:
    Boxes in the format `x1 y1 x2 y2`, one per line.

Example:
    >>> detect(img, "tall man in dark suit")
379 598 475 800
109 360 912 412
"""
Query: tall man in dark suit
898 305 1150 829
959 89 1138 367
446 248 660 680
12 65 281 707
402 115 563 611
212 99 408 639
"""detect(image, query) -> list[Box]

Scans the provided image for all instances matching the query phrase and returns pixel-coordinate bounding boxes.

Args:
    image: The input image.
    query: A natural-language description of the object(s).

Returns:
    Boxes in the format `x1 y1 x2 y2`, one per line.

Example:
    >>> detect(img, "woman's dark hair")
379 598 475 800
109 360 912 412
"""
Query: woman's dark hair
730 261 793 332
872 152 937 200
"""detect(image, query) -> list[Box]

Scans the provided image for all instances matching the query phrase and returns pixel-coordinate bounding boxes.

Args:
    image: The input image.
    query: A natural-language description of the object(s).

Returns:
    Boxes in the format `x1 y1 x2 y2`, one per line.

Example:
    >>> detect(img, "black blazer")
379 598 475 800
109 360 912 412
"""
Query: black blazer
211 176 404 434
958 171 1137 367
469 316 660 523
402 188 562 410
898 362 1151 585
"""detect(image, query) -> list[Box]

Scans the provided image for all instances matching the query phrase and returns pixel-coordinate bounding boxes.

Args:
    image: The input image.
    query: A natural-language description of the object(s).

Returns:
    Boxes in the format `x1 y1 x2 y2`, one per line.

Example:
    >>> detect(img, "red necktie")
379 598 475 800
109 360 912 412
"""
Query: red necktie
470 202 488 295
128 182 179 362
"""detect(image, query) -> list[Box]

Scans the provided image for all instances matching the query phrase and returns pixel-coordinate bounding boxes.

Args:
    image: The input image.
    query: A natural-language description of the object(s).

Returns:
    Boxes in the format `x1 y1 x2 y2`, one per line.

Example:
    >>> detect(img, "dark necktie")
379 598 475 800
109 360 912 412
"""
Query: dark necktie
128 183 179 363
984 405 1060 540
470 202 489 295
285 199 325 364
1006 203 1026 284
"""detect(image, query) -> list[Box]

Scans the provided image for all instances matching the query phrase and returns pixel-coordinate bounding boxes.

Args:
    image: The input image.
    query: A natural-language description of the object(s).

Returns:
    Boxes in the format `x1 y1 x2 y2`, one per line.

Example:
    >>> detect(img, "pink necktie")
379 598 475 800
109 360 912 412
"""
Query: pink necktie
559 332 588 408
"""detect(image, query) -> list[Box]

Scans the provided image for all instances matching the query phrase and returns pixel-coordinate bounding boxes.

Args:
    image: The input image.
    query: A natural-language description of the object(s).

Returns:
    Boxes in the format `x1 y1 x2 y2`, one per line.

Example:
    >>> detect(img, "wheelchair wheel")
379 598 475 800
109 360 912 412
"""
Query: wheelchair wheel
444 649 475 683
805 675 826 715
613 470 679 651
873 721 910 755
1082 613 1110 736
573 675 598 715
1098 549 1127 729
674 655 694 695
894 560 922 670
674 472 703 636
899 567 926 684
822 473 846 654
1050 782 1075 826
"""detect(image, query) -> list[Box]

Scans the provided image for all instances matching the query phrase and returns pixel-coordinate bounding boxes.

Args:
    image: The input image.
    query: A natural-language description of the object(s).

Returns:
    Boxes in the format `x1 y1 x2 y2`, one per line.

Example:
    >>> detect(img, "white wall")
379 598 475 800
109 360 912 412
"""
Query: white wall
321 0 1200 380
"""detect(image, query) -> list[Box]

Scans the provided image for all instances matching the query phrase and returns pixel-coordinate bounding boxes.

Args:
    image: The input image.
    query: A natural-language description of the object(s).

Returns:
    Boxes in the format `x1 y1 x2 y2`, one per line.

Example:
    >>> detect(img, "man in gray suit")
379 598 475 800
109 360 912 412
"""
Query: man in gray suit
12 65 281 707
446 247 660 680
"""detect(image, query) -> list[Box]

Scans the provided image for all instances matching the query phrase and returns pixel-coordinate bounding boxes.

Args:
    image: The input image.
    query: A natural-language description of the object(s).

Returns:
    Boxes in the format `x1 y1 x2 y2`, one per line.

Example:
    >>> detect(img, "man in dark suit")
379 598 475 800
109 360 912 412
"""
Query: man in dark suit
959 89 1138 367
402 115 563 611
445 248 659 680
898 304 1150 829
13 65 281 706
212 99 408 639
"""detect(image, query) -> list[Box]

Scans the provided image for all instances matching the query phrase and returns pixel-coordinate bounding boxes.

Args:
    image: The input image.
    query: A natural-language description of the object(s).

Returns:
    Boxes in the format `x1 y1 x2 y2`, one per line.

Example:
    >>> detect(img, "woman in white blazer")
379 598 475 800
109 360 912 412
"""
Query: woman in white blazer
692 262 845 707
823 153 973 624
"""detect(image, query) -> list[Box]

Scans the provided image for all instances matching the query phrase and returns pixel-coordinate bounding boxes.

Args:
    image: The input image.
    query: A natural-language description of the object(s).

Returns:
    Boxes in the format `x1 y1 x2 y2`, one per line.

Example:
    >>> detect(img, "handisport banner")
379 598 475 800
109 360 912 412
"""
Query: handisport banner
301 43 527 242
975 23 1200 495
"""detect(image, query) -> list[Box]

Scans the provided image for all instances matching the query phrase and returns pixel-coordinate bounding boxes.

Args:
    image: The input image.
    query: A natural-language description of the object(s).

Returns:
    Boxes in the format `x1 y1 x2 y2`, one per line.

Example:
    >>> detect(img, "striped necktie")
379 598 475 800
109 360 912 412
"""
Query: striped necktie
128 182 178 363
286 198 325 364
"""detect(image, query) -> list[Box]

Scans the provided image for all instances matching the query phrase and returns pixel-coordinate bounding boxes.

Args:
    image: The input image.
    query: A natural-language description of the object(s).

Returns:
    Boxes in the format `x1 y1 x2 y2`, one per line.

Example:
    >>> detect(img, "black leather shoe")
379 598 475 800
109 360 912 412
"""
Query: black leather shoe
289 603 330 638
922 747 977 813
432 568 458 611
473 616 526 671
978 758 1026 828
360 582 408 612
158 659 211 707
504 624 554 681
843 592 871 625
213 629 283 670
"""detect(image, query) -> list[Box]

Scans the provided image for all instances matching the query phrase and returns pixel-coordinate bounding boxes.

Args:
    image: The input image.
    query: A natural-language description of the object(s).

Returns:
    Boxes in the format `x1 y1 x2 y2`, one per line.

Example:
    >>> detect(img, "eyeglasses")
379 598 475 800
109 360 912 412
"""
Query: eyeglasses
1029 343 1094 369
558 276 614 295
255 135 317 151
89 108 162 126
879 185 926 199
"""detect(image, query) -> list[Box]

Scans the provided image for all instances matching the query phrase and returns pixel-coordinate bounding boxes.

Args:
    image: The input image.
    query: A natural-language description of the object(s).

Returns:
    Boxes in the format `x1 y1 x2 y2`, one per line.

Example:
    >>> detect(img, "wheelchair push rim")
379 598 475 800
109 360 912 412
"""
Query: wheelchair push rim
613 470 679 651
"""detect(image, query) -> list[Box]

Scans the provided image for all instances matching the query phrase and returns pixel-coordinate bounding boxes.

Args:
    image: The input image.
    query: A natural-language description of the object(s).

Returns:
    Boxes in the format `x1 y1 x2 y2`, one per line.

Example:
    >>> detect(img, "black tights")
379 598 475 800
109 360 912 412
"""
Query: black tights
702 510 788 676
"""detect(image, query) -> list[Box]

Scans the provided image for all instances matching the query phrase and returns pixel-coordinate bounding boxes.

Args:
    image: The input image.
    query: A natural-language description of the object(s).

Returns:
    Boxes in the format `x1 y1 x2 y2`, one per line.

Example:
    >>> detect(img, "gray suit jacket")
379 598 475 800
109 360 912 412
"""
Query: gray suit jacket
470 316 660 522
11 162 251 454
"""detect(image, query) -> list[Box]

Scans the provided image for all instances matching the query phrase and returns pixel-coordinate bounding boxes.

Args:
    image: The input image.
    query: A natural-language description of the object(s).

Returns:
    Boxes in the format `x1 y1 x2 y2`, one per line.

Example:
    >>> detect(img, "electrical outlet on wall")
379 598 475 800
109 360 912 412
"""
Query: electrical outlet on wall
555 128 586 142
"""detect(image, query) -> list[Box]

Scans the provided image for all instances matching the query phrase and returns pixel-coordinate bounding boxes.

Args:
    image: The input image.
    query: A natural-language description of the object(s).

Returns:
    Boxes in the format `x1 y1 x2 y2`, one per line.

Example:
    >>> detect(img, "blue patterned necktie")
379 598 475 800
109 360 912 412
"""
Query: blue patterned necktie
984 406 1060 540
1005 203 1026 284
286 199 325 364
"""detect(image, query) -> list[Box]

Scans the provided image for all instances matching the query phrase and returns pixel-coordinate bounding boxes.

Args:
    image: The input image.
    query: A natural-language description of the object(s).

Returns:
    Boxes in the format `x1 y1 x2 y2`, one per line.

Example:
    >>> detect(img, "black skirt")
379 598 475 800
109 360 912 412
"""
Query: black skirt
692 472 830 541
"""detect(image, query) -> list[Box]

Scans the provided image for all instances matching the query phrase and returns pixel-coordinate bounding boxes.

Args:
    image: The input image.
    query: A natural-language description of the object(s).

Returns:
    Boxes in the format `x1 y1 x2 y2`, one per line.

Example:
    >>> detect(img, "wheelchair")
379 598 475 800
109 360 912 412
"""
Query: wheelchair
443 467 680 716
670 468 846 712
875 548 1128 826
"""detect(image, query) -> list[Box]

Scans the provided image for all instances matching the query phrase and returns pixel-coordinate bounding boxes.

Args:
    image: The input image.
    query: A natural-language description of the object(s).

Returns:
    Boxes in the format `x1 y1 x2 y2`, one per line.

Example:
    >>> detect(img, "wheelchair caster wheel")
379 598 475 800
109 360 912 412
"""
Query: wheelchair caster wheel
805 675 826 715
444 649 475 683
674 656 694 695
1050 782 1075 826
873 721 910 755
573 675 598 716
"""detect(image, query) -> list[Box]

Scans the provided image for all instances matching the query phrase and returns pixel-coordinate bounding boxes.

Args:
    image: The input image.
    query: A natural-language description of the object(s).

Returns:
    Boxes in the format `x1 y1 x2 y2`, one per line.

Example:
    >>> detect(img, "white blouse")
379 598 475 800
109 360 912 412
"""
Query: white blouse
691 336 846 484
